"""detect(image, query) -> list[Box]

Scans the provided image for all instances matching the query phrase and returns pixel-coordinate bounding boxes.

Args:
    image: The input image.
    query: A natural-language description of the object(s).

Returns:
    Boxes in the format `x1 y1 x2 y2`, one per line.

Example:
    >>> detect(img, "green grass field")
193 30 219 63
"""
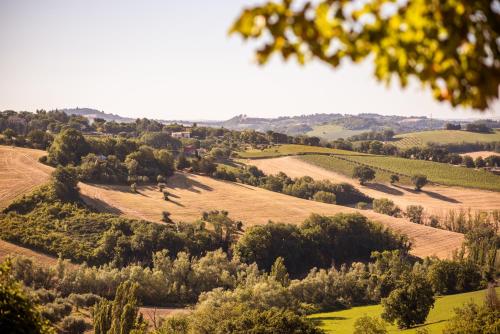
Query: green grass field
309 288 499 334
237 144 368 159
393 130 500 148
306 124 365 140
300 154 500 191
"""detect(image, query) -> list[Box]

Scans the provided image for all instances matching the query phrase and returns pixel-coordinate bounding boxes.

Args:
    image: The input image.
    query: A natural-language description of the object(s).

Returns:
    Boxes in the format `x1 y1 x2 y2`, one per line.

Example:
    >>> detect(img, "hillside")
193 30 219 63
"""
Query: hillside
393 129 500 148
246 156 500 218
204 113 450 138
239 144 500 191
309 287 500 333
0 146 464 260
60 107 135 123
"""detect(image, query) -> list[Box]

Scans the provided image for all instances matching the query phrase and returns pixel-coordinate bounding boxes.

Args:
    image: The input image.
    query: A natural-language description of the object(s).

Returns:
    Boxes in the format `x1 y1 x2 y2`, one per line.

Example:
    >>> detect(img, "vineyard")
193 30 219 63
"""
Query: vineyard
393 129 500 149
300 154 500 191
237 144 368 159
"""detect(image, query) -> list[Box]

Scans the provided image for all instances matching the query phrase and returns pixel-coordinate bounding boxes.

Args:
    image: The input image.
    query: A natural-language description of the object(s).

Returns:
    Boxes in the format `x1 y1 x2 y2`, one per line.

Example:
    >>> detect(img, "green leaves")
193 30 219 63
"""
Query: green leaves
231 0 499 110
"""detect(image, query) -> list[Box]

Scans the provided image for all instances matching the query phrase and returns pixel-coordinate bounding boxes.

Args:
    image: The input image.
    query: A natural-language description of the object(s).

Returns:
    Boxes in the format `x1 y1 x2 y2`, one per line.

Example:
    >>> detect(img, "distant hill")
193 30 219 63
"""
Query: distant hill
59 108 135 123
201 113 449 138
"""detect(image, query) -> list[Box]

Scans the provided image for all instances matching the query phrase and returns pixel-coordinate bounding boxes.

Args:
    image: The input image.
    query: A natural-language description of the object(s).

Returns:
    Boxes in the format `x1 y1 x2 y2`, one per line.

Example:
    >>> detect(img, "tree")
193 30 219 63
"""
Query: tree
390 175 399 185
216 307 324 334
411 174 428 191
463 155 475 168
353 316 387 334
381 272 435 329
475 157 486 168
406 205 424 224
443 299 500 334
270 257 290 287
48 128 89 165
93 281 143 334
52 166 79 200
446 123 461 130
0 260 54 334
353 166 376 185
231 0 499 110
176 154 190 170
2 128 16 139
373 198 401 217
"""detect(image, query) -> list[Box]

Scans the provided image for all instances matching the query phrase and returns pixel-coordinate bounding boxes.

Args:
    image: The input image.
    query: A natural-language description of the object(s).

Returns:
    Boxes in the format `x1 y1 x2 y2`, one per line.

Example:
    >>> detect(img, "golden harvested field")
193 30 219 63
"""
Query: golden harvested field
0 239 60 266
246 156 500 218
0 146 52 209
80 172 463 259
459 151 499 159
0 146 464 260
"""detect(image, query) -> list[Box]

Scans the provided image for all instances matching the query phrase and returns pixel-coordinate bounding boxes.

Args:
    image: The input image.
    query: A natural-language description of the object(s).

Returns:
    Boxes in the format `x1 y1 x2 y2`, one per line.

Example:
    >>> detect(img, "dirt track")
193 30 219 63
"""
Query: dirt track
0 146 465 260
246 156 500 217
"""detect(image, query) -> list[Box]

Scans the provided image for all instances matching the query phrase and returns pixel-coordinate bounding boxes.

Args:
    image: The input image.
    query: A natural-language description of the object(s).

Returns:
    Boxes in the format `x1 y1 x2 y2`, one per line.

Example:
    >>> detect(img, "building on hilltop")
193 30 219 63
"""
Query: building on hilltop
172 131 191 139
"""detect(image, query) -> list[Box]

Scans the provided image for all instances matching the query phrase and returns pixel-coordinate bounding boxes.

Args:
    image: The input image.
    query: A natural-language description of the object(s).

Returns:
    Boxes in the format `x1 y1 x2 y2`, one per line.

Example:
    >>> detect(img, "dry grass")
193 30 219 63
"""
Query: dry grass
79 172 463 259
459 151 499 159
0 146 51 209
246 156 500 218
0 146 464 260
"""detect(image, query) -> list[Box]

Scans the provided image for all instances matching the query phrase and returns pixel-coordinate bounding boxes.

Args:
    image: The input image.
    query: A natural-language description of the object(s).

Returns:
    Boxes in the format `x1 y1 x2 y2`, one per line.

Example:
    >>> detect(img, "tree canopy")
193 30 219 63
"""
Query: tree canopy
231 0 499 110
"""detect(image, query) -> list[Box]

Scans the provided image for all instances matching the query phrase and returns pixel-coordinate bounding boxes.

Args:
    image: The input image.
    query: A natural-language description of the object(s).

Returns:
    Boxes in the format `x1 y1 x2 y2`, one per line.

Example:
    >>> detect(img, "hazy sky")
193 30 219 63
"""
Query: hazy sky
1 0 498 120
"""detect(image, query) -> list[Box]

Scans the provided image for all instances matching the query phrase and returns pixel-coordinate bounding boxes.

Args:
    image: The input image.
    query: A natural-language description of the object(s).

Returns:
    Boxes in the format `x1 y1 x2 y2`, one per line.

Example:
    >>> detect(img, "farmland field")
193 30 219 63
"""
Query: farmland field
460 151 500 159
306 124 365 140
309 287 500 334
393 129 500 148
248 156 500 218
300 154 500 191
0 146 464 260
237 144 368 159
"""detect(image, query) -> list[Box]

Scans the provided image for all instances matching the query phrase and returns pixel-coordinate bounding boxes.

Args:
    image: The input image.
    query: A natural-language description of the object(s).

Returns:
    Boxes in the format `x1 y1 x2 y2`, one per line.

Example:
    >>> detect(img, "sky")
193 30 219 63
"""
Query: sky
1 0 498 121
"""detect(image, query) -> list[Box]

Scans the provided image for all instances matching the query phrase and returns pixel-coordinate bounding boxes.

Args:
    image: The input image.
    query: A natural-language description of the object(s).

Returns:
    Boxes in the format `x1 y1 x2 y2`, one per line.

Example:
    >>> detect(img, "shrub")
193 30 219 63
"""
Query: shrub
443 301 500 334
353 315 387 334
312 191 336 204
373 198 401 217
406 205 424 224
60 316 88 334
356 202 369 210
390 174 399 184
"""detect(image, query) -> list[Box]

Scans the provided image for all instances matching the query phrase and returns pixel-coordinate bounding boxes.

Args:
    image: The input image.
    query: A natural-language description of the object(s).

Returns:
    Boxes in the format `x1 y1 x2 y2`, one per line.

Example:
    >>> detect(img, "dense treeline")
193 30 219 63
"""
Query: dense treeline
214 165 371 205
234 213 409 276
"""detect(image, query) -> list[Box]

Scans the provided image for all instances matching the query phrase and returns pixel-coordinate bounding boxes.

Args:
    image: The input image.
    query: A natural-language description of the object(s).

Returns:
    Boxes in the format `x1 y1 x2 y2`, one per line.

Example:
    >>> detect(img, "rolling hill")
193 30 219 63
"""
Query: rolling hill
246 156 500 218
0 146 464 260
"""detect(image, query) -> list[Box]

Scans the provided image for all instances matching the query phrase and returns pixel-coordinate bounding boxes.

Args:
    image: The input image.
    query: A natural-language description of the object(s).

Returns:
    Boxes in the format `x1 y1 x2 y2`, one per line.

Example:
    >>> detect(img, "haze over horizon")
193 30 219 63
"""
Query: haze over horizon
1 0 499 121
